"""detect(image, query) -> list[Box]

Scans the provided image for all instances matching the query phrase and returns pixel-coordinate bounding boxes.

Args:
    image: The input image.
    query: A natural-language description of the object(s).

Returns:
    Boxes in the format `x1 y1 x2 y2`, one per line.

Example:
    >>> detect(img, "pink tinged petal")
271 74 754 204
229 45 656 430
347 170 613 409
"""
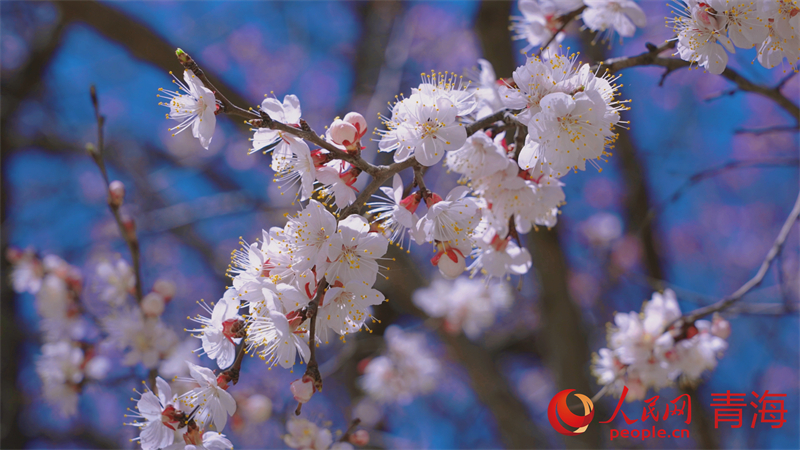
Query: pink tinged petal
155 377 172 406
436 125 467 152
289 136 311 157
295 336 311 363
622 3 646 27
391 173 403 204
282 95 302 124
138 391 163 419
140 419 174 450
252 128 279 149
539 92 575 116
187 361 217 385
706 43 729 75
260 98 286 121
211 398 228 431
416 136 445 166
358 233 389 256
219 389 237 416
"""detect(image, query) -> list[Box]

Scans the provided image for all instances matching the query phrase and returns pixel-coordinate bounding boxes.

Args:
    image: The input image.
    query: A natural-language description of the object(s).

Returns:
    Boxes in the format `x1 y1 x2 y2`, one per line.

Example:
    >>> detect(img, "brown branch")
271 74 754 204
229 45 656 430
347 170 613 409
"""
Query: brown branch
339 418 362 442
87 86 144 303
596 40 800 119
670 191 800 329
641 158 799 234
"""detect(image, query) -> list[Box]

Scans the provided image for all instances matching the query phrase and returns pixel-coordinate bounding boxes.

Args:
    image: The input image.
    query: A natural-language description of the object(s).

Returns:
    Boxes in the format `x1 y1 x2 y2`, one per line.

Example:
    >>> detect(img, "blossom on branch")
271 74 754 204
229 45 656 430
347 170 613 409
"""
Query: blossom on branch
158 70 217 149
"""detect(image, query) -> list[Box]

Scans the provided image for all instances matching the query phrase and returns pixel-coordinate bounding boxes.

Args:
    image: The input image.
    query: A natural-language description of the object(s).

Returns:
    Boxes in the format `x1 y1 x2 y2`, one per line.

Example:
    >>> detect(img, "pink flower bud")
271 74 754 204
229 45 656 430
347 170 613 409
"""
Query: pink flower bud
711 315 731 339
217 372 232 390
431 244 466 280
425 192 443 208
349 429 369 446
141 292 165 317
399 192 422 213
329 119 358 147
311 149 333 167
108 180 125 206
343 112 367 139
340 166 361 187
290 375 316 404
152 279 176 302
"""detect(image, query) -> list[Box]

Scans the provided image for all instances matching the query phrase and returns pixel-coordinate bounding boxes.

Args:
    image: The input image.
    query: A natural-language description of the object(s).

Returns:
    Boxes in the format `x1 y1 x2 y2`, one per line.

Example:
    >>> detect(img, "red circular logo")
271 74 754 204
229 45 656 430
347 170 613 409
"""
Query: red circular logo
547 389 595 436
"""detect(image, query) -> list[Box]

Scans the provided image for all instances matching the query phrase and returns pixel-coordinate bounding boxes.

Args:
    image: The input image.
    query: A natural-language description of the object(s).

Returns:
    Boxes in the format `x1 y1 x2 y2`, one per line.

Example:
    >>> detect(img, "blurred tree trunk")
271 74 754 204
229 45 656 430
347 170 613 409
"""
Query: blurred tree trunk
475 2 602 448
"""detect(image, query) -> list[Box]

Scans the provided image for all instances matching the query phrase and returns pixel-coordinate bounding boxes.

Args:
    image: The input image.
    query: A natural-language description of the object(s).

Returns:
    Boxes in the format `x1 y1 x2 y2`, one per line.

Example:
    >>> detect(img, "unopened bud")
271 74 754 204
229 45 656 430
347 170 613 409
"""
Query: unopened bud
311 149 333 167
431 244 466 279
329 119 358 148
343 112 367 139
340 166 361 187
108 180 125 207
152 279 177 301
243 394 273 423
121 215 137 241
290 375 316 404
711 315 731 339
175 48 191 64
85 143 99 157
141 292 166 317
399 192 422 214
217 372 233 390
349 429 369 446
425 192 443 208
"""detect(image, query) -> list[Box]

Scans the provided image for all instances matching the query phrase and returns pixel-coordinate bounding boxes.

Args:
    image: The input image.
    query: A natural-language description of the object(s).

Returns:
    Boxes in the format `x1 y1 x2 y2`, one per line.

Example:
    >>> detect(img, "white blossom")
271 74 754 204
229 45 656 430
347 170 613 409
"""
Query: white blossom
178 362 237 431
592 289 730 401
187 290 243 369
359 326 440 404
582 0 647 42
244 292 310 370
251 94 305 171
413 277 513 339
103 309 178 369
283 199 338 273
125 377 180 450
318 215 388 287
159 70 217 149
367 174 423 248
95 258 134 307
445 131 510 181
284 419 333 450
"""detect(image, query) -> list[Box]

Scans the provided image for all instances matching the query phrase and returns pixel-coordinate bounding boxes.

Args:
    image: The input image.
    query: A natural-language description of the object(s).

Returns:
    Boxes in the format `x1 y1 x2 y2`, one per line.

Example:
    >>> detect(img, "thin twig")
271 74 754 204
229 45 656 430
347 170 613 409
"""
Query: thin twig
339 418 362 442
640 158 800 235
669 191 800 329
536 6 587 58
88 85 144 303
596 40 800 119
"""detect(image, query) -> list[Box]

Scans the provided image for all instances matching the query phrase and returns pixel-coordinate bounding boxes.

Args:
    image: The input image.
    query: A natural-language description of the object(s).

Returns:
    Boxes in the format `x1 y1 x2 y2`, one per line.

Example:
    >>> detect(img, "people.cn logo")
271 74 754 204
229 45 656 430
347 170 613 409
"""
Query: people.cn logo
547 389 595 436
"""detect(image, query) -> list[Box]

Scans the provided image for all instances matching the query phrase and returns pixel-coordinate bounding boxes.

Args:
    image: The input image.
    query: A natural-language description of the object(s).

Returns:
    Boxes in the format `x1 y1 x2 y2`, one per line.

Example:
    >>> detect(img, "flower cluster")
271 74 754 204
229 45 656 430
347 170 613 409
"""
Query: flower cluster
125 376 234 450
377 71 472 166
413 277 513 339
359 326 441 404
251 96 368 209
591 289 731 401
670 0 800 74
8 249 110 416
511 0 647 53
